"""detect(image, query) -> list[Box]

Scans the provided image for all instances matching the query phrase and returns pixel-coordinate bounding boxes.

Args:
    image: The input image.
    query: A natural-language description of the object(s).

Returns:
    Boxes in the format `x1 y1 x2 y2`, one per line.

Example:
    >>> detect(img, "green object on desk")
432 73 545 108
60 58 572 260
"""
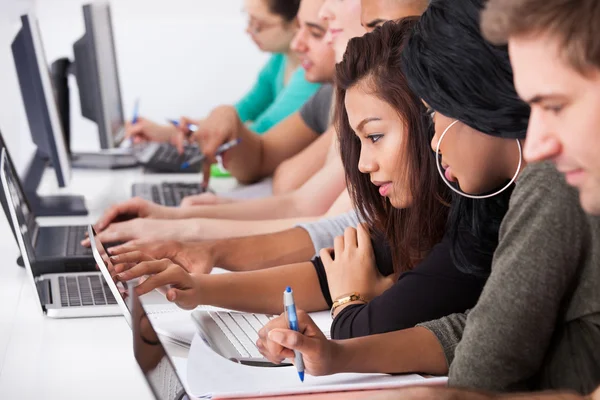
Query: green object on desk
211 164 231 178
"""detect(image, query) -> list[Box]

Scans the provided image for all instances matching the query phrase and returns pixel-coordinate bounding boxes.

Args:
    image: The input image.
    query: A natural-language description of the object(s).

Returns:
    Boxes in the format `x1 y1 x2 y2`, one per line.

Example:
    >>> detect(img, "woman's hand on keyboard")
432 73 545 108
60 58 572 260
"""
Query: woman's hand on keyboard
111 252 202 310
256 310 340 377
82 218 182 248
107 240 215 274
92 198 179 234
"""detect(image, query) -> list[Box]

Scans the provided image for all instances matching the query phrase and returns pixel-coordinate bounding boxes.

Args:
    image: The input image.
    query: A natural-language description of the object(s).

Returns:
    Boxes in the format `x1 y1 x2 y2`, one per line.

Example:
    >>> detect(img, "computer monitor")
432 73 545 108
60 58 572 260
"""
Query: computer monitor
72 2 126 149
11 13 72 188
11 13 87 216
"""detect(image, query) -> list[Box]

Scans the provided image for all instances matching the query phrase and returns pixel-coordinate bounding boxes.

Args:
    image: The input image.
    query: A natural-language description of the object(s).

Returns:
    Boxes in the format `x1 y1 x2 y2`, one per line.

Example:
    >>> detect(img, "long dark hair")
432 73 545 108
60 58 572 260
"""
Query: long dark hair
335 19 451 273
402 0 530 277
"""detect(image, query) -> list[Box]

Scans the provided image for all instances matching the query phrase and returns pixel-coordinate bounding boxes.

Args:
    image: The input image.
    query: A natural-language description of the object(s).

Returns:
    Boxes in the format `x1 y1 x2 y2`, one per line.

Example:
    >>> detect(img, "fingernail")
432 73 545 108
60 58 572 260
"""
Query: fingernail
268 331 285 343
167 292 176 301
110 255 118 262
117 273 126 280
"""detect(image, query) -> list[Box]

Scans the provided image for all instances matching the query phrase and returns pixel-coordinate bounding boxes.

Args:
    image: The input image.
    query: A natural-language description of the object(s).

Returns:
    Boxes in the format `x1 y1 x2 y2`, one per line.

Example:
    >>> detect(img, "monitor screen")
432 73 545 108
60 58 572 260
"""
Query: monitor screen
132 290 189 400
74 2 125 149
11 14 72 188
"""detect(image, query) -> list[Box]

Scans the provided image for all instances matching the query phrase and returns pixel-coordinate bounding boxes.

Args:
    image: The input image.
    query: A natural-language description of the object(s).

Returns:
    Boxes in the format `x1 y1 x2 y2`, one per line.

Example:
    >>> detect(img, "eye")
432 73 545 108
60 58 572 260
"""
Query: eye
367 134 383 143
544 105 564 114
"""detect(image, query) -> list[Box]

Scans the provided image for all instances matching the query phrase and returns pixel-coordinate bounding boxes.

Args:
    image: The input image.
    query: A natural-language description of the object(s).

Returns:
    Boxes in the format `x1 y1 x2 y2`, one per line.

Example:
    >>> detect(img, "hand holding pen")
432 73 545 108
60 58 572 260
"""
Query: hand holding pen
124 99 184 151
256 304 337 378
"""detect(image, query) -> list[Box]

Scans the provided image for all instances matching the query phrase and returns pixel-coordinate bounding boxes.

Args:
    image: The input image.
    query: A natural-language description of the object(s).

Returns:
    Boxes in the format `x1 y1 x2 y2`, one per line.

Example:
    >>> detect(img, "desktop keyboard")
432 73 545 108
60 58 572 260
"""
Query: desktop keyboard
58 274 117 307
131 182 205 206
143 143 203 173
66 226 93 257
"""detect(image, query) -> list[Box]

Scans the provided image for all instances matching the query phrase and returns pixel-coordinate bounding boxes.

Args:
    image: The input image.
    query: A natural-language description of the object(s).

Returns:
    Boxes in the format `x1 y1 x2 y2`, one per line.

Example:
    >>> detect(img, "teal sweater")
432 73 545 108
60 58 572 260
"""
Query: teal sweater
234 54 320 134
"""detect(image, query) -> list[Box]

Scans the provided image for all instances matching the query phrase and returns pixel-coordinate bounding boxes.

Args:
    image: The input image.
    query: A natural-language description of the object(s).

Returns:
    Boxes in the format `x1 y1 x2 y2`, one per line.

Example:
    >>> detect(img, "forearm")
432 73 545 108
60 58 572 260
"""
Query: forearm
331 327 447 375
197 262 328 314
174 192 317 220
209 227 316 272
223 124 265 184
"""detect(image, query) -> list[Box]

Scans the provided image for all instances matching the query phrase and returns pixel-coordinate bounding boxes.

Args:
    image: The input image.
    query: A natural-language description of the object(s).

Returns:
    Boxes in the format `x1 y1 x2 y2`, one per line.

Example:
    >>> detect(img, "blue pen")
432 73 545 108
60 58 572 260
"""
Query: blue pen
284 286 305 382
131 98 140 124
166 119 198 132
180 138 241 169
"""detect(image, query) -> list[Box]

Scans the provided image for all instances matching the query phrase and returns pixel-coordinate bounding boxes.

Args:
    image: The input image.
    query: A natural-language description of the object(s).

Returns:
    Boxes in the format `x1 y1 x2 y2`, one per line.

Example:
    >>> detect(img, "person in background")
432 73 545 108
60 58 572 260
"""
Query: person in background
126 0 320 144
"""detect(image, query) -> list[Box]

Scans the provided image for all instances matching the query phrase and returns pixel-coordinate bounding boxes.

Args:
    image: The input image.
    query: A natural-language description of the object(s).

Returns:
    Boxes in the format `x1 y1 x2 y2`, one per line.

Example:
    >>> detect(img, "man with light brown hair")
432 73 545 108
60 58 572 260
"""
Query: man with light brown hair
481 0 600 215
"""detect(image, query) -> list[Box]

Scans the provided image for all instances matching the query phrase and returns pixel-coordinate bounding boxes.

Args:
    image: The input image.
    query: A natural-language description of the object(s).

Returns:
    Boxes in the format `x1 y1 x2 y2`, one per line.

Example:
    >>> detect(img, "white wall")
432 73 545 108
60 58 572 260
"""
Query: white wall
0 0 267 172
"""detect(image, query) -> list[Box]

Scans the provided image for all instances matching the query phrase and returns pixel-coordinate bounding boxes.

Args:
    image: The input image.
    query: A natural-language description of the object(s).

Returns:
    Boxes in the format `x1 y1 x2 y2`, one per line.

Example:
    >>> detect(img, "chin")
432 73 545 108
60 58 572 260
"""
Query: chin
580 189 600 216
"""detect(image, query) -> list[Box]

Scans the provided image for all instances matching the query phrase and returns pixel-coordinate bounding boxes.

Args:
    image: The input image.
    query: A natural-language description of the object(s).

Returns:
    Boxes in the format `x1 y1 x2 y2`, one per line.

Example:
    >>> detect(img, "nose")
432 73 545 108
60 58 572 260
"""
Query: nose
358 148 378 174
523 109 562 163
291 28 307 53
318 0 334 21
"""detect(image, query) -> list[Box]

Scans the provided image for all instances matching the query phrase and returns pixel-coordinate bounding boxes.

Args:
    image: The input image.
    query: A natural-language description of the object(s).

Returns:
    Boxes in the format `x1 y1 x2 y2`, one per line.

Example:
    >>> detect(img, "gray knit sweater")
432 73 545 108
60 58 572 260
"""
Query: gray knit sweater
419 161 600 394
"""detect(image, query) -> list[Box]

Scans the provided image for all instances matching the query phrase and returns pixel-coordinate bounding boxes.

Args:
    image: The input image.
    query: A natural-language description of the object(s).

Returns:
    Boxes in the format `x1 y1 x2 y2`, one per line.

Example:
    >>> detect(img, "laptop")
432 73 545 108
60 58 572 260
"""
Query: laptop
0 131 96 274
87 225 302 365
0 149 119 318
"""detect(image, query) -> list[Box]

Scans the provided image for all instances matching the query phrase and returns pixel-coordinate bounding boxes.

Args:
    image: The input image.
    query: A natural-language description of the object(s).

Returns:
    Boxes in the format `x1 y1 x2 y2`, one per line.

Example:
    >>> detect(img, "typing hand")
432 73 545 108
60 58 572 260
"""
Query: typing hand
107 240 215 274
320 224 396 303
257 310 338 376
111 251 202 309
179 106 242 187
83 218 180 248
93 198 176 232
125 117 183 150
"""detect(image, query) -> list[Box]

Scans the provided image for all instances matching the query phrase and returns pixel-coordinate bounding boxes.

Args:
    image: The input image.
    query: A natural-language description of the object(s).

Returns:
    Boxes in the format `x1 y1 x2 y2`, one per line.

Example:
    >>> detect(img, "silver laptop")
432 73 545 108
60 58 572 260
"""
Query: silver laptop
0 149 119 318
86 223 295 365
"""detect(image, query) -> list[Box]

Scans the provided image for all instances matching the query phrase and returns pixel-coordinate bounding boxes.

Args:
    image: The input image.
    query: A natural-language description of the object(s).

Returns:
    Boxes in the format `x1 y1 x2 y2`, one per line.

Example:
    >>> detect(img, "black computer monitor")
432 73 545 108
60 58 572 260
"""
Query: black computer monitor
72 2 126 149
11 14 87 216
12 14 72 188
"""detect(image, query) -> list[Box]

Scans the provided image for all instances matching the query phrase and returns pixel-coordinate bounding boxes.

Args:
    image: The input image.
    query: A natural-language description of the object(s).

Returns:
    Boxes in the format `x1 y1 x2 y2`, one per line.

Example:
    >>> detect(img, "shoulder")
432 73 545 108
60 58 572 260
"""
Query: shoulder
512 161 580 206
260 54 285 74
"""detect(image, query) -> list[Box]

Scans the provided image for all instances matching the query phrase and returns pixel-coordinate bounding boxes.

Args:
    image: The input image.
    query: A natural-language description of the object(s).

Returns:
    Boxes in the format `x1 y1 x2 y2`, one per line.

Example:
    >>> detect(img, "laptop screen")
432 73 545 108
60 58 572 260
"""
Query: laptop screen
132 289 189 400
88 225 132 324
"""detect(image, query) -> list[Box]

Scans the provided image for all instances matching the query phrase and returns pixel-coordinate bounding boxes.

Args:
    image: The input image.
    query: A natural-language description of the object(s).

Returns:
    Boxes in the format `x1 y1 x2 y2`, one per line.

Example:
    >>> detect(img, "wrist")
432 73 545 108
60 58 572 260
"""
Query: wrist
328 340 350 374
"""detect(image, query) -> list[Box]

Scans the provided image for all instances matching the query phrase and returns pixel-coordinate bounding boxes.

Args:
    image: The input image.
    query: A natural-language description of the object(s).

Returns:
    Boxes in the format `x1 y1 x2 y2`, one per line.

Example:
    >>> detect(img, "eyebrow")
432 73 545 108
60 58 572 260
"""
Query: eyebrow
305 22 327 33
356 117 381 132
525 94 567 105
364 18 386 28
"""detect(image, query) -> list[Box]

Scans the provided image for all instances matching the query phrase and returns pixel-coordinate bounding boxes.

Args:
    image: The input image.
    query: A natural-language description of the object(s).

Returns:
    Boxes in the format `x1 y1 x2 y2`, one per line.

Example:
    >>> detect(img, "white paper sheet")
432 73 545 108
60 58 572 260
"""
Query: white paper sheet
186 332 447 399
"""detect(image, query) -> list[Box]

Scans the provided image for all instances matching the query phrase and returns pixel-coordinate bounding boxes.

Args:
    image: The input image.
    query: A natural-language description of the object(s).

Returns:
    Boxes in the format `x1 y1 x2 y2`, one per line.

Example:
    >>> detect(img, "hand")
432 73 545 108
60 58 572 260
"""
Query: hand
125 117 185 153
82 218 180 248
180 192 237 207
179 106 242 187
257 310 339 376
320 224 397 303
107 240 216 274
94 198 178 233
112 252 203 310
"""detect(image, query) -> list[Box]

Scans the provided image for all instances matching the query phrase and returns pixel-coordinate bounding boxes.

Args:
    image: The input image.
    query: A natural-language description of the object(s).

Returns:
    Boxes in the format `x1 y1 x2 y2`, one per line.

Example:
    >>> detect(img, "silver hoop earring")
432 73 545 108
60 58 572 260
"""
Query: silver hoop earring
435 120 522 200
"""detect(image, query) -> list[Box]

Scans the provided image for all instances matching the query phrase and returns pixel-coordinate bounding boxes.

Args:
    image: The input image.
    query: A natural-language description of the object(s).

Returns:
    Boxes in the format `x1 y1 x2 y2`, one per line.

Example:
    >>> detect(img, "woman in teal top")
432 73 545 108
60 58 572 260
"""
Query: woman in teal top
235 52 320 134
126 0 320 144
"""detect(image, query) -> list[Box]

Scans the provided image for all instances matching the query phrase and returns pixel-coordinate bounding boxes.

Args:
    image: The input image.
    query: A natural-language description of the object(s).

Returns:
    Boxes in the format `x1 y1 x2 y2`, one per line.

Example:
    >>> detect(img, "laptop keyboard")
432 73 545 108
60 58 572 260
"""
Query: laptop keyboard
144 144 203 173
132 182 205 206
58 275 117 307
209 311 277 359
66 226 93 257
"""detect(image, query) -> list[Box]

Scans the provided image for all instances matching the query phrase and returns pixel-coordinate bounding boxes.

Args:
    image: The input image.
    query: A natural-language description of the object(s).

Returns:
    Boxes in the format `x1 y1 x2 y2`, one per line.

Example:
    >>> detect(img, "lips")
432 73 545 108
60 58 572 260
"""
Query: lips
444 166 458 183
372 181 392 197
301 58 313 71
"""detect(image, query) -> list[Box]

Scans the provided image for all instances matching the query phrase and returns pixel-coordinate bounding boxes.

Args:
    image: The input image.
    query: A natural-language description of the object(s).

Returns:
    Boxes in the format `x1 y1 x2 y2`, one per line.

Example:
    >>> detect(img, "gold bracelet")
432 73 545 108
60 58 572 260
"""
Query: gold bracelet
330 292 367 319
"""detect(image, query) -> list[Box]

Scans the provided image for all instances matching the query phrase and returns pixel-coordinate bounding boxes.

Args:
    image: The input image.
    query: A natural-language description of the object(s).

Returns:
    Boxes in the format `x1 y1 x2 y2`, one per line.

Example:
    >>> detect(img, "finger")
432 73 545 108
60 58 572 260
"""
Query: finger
178 116 194 135
257 338 289 365
267 329 320 357
133 264 189 296
319 247 334 263
166 288 196 310
107 240 143 256
333 235 344 256
95 201 139 231
344 227 358 250
117 259 170 283
112 262 137 274
356 223 371 248
94 223 134 245
109 250 156 266
202 162 211 190
172 131 185 154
